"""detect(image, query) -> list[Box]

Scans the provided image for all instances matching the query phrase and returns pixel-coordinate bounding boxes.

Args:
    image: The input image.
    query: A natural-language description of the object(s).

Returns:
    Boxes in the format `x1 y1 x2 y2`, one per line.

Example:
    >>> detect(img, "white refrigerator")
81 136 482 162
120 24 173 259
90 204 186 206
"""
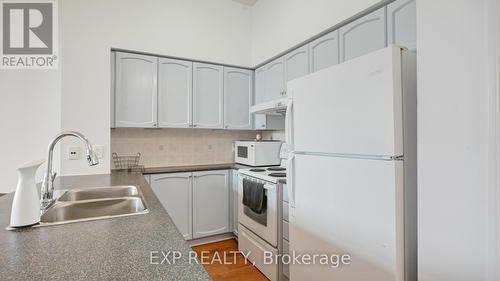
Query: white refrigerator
285 46 417 281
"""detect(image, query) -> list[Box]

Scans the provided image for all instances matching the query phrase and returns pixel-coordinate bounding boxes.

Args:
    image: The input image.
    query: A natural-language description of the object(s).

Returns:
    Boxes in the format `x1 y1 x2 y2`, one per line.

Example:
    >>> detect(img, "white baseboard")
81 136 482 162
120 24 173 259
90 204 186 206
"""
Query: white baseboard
187 233 236 247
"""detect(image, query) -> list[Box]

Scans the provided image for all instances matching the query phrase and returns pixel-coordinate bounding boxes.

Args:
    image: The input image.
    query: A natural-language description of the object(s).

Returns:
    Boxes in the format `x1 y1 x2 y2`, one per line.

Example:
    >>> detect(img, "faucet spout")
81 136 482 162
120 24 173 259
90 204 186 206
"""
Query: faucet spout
40 131 99 210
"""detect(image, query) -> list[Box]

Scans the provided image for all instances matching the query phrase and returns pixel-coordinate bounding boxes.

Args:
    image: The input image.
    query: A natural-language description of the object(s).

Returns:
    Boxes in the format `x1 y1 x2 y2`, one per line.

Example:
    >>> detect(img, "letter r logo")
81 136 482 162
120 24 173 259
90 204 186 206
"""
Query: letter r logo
2 2 53 54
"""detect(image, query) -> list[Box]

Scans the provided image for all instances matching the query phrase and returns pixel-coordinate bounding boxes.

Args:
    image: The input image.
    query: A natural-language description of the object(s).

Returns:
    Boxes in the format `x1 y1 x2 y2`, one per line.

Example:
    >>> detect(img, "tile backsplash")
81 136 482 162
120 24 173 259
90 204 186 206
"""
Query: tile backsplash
111 128 257 168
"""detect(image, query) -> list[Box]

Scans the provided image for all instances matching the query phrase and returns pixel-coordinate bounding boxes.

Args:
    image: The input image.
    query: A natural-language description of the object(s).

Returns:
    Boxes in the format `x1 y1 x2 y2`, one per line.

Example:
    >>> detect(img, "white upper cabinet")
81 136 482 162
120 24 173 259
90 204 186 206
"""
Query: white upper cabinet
193 63 224 129
158 58 193 128
224 67 253 130
285 45 310 90
254 65 285 130
339 7 387 62
254 66 266 104
192 170 229 238
254 114 285 130
254 66 267 105
115 52 158 128
387 0 416 50
309 30 339 73
150 172 193 240
264 57 286 102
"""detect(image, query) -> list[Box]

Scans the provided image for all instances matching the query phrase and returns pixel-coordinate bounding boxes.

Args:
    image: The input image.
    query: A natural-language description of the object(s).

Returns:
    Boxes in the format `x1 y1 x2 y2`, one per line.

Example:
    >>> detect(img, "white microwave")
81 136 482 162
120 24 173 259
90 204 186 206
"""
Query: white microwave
235 141 282 167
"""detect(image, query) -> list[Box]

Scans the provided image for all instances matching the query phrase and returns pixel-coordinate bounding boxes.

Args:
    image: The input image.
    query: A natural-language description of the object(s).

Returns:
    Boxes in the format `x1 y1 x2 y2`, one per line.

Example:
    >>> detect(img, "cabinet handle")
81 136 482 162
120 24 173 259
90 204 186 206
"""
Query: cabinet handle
193 124 197 127
261 124 265 128
153 123 157 127
225 125 228 129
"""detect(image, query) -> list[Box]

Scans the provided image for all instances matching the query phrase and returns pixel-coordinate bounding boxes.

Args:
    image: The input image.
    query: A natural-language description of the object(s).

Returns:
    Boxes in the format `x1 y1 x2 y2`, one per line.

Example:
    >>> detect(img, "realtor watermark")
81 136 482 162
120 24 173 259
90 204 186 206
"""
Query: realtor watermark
1 0 58 69
150 250 351 269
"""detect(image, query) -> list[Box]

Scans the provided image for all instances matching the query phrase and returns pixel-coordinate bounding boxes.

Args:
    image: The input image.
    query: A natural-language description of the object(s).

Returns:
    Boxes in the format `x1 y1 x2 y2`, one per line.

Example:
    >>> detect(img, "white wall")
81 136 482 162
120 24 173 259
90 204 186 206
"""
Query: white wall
59 0 253 176
0 0 62 193
250 0 379 65
0 70 61 193
417 0 498 280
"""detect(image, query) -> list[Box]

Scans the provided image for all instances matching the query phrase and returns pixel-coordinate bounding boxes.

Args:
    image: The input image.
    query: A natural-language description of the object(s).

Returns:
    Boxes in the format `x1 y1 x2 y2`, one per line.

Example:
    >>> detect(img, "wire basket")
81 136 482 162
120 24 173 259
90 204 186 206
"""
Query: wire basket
112 152 144 172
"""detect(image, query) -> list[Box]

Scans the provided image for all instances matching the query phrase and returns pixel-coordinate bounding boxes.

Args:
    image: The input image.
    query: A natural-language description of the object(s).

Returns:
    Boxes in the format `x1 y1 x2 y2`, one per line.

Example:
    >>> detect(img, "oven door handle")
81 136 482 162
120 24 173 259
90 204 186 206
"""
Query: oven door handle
263 184 275 190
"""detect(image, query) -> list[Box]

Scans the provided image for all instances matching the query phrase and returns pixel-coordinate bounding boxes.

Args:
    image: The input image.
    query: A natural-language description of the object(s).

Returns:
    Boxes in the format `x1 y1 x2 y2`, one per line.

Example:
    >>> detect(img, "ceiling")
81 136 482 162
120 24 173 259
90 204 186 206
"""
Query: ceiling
232 0 258 7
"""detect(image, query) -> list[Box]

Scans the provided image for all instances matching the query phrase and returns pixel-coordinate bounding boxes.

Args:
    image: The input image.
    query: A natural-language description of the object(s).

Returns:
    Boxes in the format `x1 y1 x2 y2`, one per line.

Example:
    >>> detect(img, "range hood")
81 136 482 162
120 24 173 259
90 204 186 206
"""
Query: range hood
250 97 288 115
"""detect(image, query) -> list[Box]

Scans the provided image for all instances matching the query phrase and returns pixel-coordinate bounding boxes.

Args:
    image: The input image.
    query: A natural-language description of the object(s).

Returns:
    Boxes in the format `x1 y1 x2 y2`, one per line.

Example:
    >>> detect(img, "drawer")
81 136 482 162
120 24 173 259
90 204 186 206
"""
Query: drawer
283 221 289 240
239 225 278 281
282 239 290 279
283 202 289 222
283 184 288 202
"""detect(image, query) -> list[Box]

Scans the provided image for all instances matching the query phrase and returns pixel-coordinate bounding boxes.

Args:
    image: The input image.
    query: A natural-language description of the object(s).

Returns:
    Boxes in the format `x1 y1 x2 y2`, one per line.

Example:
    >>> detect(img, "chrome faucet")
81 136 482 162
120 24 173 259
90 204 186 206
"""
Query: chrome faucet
40 131 99 210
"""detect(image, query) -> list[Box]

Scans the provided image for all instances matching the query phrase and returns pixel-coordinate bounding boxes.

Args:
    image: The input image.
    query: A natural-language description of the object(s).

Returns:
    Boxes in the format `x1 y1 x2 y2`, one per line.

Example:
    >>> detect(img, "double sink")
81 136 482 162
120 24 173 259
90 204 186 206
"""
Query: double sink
40 185 149 226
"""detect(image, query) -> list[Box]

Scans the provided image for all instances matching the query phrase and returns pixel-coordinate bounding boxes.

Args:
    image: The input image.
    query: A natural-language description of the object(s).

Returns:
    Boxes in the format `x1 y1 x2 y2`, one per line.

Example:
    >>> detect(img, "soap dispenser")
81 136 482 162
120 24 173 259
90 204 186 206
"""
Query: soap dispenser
10 159 45 227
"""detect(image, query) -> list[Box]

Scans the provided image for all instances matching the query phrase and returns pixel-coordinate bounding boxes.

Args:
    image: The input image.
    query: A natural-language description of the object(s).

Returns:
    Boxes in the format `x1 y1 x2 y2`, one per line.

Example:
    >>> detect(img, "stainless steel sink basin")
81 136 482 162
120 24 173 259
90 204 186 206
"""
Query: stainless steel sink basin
58 186 139 201
41 197 147 224
35 185 148 227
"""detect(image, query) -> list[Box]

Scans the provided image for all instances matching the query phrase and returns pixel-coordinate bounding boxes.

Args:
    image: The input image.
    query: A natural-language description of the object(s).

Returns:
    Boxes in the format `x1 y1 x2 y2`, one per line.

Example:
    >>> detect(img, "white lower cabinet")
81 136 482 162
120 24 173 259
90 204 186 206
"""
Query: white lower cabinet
150 172 193 240
192 170 230 238
150 170 231 240
230 169 239 236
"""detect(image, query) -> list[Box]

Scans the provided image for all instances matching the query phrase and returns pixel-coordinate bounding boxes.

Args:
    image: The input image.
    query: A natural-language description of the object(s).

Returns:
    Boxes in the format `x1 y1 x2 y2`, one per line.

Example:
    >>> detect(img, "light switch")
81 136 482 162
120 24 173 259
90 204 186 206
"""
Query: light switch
68 147 81 160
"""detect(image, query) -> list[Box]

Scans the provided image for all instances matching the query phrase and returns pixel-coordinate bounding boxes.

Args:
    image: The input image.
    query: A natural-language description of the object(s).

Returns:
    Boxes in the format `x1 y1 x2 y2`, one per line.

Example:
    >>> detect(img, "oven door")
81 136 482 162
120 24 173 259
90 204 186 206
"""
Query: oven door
238 176 278 247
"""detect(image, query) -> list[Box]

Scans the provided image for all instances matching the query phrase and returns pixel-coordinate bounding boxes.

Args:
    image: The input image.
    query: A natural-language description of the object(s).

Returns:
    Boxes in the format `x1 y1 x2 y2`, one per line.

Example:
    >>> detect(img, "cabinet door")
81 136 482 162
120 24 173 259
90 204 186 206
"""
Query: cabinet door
254 66 266 104
309 30 339 73
285 45 309 93
264 57 285 102
158 58 192 128
387 0 416 50
254 114 285 130
110 52 116 128
115 52 158 128
224 67 253 130
193 63 224 128
193 170 229 238
339 7 387 62
150 173 193 240
231 169 239 235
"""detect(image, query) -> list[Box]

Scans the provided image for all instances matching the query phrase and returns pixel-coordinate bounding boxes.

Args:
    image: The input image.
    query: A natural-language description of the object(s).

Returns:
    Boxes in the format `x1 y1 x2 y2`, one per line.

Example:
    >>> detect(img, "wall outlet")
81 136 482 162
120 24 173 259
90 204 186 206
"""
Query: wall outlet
68 147 82 160
93 145 104 159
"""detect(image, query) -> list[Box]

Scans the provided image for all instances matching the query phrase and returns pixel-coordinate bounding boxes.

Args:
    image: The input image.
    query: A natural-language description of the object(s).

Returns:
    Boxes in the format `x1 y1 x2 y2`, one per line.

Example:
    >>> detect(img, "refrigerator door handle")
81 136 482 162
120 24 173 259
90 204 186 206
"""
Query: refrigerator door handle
286 153 295 214
285 98 293 149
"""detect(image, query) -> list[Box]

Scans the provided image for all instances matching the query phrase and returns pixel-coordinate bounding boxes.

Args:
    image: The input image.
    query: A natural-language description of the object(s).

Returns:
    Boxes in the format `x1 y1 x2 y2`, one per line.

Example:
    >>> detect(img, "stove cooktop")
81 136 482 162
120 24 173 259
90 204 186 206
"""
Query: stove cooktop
238 166 287 184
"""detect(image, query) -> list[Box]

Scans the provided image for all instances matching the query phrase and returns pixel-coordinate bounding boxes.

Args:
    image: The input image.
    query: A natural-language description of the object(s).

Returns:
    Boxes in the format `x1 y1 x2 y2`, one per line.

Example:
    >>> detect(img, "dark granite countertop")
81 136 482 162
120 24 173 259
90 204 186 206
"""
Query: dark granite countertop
0 172 211 281
136 162 252 175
